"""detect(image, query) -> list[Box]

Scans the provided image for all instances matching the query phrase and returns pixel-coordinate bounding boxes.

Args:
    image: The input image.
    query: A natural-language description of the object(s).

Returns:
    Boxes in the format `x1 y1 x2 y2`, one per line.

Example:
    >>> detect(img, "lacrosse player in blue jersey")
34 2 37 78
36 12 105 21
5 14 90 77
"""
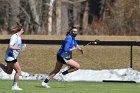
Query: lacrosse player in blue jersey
42 26 83 88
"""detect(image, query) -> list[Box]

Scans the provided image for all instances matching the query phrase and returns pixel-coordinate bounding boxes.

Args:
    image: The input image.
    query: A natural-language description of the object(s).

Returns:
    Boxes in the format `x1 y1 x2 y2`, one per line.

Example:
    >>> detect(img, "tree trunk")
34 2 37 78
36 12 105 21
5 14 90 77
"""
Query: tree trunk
56 0 62 35
73 3 80 26
61 3 69 34
82 1 89 33
8 0 20 31
28 0 42 33
48 0 55 35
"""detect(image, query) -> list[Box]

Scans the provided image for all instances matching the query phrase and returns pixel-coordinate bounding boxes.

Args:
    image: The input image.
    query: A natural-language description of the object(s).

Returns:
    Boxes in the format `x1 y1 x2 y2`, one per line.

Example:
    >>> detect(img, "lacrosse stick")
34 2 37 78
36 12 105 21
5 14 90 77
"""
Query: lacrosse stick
81 40 99 48
20 44 26 52
78 39 100 55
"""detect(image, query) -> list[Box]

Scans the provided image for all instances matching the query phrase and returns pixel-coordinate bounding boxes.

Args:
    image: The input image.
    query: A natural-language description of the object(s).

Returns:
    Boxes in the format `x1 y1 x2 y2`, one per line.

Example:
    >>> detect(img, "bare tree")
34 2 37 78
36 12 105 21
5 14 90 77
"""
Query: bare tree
47 0 55 35
61 2 69 34
101 0 139 35
82 1 89 34
56 0 62 35
28 0 42 34
8 0 20 31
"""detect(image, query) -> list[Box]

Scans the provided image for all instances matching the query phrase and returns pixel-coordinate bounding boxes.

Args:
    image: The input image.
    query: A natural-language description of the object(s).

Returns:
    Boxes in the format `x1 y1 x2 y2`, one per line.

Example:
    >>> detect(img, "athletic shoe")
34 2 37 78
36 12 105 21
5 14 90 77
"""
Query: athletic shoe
41 82 50 88
11 86 23 90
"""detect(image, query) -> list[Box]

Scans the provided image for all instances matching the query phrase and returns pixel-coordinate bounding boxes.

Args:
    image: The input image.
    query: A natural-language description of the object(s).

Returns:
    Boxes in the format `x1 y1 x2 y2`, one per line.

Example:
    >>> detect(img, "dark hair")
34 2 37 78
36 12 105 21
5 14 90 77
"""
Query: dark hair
66 26 77 36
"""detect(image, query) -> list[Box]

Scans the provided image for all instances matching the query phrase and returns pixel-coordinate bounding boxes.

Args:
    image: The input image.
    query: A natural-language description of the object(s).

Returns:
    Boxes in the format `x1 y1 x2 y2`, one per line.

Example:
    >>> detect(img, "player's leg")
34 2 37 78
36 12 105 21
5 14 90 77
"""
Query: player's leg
11 61 22 90
47 61 63 80
6 63 14 74
0 61 13 74
13 61 21 83
62 59 80 75
42 60 63 88
0 62 7 73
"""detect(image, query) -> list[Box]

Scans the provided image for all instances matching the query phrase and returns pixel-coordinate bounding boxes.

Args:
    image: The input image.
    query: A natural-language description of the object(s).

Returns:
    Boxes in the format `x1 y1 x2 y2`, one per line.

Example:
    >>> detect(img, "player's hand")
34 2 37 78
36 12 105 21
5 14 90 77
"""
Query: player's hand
21 44 26 52
18 44 26 53
71 47 78 51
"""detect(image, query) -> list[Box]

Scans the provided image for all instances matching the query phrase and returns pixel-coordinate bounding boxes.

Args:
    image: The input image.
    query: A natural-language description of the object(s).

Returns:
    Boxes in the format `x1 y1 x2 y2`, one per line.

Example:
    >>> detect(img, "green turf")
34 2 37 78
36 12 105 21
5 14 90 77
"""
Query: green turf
0 80 140 93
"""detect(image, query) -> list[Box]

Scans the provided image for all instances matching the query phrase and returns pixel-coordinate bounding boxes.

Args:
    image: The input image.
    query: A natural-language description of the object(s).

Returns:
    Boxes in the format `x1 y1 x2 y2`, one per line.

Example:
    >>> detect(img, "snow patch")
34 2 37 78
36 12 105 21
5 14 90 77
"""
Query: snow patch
1 67 140 82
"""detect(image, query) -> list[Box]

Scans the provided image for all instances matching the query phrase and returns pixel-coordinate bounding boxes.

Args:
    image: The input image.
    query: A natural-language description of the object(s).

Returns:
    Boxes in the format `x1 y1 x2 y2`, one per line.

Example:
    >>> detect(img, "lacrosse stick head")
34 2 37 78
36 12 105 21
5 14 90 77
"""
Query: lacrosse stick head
94 39 100 45
21 44 26 52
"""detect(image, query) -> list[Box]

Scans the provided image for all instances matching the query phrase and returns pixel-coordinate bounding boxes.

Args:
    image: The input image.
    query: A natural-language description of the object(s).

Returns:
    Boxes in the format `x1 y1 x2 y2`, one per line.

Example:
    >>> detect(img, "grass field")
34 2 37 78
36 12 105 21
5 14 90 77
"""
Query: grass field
1 35 140 73
0 80 140 93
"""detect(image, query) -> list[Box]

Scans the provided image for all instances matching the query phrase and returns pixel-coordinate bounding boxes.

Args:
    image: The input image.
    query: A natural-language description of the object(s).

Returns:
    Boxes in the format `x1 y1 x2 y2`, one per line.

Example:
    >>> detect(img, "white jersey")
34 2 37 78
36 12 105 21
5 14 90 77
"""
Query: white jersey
5 33 22 61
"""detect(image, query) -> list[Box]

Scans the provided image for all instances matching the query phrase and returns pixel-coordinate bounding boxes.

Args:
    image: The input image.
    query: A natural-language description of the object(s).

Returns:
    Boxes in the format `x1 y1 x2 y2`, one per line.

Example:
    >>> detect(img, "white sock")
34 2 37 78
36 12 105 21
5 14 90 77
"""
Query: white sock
12 82 17 86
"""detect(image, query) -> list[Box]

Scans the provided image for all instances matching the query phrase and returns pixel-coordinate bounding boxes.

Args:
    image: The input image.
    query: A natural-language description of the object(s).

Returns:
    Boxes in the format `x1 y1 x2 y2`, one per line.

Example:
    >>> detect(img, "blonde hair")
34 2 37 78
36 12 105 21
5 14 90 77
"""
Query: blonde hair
11 22 22 32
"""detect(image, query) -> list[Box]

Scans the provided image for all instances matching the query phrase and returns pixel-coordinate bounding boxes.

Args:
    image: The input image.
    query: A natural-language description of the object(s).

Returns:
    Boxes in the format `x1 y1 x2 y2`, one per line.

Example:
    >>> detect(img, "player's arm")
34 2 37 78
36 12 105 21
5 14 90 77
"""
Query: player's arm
8 35 20 50
8 45 20 50
70 47 77 51
75 39 83 54
77 45 83 54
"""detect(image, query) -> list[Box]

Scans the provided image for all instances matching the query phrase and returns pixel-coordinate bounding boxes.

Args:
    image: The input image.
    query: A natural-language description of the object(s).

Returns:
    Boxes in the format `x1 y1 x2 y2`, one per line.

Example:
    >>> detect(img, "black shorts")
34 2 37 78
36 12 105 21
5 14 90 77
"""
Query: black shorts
57 54 67 64
5 59 17 63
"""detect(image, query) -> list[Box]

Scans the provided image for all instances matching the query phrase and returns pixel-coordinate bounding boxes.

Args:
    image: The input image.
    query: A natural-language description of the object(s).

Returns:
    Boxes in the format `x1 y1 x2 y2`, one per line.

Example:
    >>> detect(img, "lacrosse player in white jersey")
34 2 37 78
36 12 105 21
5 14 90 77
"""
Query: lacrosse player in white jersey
0 22 25 90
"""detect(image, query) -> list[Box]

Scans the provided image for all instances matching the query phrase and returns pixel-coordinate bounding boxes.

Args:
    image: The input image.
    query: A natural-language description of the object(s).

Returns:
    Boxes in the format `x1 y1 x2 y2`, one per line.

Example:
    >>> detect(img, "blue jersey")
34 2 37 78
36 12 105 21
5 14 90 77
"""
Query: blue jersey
57 34 78 56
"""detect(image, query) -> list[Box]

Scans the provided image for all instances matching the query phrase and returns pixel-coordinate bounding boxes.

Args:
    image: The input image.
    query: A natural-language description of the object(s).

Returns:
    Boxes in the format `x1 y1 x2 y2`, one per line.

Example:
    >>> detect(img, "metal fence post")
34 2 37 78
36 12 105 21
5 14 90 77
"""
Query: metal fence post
130 45 133 68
